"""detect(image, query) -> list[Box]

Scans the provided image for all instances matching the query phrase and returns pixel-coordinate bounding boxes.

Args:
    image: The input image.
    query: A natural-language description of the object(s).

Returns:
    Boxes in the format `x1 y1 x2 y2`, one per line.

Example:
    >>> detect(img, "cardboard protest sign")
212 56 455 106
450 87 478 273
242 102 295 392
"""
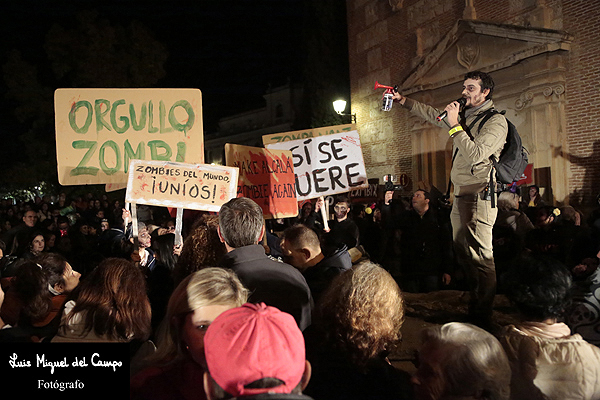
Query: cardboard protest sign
225 144 297 219
125 160 238 213
55 88 203 186
262 123 356 146
266 130 368 201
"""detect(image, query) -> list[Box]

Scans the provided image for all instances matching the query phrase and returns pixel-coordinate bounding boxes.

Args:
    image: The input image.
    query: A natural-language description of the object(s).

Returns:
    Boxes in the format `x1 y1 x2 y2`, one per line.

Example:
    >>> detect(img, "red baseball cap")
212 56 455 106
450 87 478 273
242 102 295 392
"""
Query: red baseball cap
204 303 306 397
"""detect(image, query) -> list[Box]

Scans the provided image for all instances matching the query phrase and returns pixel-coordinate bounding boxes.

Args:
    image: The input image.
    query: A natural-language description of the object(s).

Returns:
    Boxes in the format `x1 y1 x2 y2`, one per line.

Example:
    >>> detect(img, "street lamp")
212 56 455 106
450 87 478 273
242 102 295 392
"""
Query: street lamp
333 99 356 123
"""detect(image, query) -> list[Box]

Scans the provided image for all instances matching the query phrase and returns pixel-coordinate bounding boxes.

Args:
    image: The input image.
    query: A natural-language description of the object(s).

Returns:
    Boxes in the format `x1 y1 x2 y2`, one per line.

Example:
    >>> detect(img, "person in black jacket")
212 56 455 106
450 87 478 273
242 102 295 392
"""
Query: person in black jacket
308 196 360 254
397 189 453 293
281 224 352 303
217 197 313 331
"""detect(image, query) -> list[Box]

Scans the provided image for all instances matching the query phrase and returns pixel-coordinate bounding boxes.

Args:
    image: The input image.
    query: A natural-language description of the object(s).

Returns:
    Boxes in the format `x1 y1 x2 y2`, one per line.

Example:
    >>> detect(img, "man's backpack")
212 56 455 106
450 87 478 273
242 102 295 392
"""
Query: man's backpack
445 108 528 208
479 109 529 185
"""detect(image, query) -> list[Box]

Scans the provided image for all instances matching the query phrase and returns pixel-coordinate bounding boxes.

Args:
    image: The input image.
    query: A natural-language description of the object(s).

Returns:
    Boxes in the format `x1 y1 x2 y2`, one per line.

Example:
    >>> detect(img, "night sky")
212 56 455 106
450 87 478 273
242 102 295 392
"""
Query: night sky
0 0 308 134
0 0 350 191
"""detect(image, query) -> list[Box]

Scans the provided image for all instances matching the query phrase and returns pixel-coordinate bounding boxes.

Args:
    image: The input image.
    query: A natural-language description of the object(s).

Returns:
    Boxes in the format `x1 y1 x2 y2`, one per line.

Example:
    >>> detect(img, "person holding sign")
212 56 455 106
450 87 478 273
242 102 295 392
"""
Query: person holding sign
217 197 313 331
310 196 360 254
392 71 507 328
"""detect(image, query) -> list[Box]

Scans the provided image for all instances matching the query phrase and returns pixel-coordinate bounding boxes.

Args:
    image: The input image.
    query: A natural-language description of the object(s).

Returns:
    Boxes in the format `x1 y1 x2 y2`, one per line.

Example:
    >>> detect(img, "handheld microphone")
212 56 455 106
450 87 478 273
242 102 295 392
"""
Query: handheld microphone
436 98 467 121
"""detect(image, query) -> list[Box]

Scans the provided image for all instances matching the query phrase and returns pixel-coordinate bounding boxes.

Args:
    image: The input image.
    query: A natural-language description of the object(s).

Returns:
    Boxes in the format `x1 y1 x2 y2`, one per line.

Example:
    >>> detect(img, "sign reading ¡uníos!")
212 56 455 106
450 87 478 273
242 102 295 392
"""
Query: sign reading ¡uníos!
55 88 203 186
266 130 368 201
225 143 297 219
125 160 238 213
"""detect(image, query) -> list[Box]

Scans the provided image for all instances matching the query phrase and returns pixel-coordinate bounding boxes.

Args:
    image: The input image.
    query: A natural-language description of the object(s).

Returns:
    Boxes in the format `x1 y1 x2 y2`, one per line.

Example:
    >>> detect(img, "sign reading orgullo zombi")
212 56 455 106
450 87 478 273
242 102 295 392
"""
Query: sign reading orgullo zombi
54 88 203 186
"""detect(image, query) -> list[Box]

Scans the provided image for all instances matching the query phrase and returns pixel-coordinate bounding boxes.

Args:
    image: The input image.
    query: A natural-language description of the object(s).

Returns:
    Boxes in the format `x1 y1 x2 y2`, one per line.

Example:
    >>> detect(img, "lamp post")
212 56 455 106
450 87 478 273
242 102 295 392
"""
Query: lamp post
333 99 356 123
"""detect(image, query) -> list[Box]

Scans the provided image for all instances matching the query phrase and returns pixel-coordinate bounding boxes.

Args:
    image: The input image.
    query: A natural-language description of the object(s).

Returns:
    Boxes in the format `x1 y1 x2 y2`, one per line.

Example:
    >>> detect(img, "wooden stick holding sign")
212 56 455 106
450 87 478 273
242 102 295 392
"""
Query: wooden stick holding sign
319 196 330 232
174 208 184 246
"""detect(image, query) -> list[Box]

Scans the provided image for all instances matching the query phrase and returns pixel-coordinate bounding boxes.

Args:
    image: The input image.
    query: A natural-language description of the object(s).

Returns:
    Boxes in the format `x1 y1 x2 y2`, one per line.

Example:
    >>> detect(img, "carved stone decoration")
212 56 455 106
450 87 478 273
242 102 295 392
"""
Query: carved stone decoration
542 84 565 98
457 36 480 69
463 0 477 20
515 91 534 110
554 84 565 95
389 0 404 12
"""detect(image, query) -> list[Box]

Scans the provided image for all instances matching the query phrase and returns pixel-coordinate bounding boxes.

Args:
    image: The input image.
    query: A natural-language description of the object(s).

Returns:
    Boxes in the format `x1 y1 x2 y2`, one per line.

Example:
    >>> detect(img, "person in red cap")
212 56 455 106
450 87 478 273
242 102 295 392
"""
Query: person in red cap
203 302 313 400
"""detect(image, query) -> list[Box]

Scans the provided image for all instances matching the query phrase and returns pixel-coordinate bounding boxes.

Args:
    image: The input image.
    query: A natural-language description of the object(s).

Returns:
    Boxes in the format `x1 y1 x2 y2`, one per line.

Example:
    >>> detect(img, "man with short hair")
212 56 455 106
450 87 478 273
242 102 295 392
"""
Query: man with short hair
281 224 352 302
393 71 507 326
313 195 360 252
2 209 38 256
218 197 313 331
203 302 313 400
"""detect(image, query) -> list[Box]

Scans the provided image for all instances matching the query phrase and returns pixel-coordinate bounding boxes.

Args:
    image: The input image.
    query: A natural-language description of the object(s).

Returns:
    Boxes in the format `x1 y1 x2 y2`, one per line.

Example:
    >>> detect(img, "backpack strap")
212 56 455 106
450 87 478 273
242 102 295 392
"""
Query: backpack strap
477 109 507 208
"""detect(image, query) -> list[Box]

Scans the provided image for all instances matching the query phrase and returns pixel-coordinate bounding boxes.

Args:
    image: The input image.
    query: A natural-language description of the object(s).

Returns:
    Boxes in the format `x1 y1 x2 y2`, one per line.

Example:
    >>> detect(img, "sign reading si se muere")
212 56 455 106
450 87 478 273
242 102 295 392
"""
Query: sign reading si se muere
125 160 238 213
266 130 368 201
225 144 297 219
55 88 203 186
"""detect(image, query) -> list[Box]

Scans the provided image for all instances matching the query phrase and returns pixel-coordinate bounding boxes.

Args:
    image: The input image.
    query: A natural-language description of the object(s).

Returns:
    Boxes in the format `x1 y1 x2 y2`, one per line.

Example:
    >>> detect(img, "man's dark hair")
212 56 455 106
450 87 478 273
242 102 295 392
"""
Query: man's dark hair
464 70 494 100
282 223 321 251
208 376 302 400
218 197 264 248
334 195 350 207
503 253 572 321
414 189 431 201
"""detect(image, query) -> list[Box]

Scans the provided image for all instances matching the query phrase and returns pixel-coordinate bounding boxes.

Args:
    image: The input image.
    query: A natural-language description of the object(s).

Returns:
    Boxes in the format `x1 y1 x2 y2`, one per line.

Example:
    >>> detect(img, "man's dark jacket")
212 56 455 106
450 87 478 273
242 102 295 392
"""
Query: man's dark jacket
303 246 352 303
219 244 313 331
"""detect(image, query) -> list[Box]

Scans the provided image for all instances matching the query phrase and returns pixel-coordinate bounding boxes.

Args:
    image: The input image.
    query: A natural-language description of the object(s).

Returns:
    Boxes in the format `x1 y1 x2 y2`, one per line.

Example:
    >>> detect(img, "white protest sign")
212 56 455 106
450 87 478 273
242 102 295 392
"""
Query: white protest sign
125 160 238 213
266 130 368 201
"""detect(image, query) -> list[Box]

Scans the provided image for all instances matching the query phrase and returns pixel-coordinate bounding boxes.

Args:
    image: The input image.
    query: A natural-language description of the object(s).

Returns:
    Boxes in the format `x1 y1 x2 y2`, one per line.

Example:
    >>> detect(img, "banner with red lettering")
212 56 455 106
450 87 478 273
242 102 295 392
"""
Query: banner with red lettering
225 144 297 219
125 160 238 212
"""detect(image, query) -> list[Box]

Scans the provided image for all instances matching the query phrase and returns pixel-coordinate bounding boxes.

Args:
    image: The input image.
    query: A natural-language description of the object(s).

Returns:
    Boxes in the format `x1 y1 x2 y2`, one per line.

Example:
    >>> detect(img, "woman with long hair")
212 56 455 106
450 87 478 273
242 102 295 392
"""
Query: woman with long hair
0 252 80 341
130 267 248 400
20 231 46 259
173 215 226 286
52 257 151 343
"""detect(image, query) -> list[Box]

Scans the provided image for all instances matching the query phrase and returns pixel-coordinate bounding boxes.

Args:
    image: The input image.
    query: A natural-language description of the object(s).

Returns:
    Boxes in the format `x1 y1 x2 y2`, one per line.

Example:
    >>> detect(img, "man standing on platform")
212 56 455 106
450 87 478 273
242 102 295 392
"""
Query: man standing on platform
392 71 507 328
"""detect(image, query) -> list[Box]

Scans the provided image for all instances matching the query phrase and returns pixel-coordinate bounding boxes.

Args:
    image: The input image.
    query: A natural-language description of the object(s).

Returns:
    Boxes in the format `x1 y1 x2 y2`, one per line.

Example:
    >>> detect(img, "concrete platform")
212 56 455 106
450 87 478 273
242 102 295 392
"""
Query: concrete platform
389 290 520 374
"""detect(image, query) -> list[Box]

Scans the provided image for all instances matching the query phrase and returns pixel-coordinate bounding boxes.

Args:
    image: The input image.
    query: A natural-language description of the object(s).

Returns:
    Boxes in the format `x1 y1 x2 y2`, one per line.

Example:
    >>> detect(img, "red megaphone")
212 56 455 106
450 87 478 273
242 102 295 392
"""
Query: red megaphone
374 81 395 91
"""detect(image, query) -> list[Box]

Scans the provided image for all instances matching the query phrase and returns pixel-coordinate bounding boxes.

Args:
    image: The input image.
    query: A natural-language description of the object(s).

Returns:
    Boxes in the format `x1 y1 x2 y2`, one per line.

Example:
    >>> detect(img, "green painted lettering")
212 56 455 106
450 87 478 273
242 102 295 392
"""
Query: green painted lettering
175 141 186 162
69 101 93 134
99 140 122 175
124 140 145 173
70 140 99 176
129 103 147 131
110 99 130 134
169 100 195 133
94 99 112 133
148 101 158 133
159 100 173 133
148 140 172 161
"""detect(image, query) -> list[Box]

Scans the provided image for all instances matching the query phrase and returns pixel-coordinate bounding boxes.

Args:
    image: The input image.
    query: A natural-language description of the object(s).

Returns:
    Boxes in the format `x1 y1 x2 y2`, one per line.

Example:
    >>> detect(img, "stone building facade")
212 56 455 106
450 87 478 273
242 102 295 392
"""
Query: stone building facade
346 0 600 209
204 82 303 165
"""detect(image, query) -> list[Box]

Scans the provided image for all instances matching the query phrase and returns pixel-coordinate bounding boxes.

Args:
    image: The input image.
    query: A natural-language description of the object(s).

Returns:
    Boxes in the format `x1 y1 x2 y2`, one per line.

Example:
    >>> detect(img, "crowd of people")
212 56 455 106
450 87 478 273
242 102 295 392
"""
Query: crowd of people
0 185 599 399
